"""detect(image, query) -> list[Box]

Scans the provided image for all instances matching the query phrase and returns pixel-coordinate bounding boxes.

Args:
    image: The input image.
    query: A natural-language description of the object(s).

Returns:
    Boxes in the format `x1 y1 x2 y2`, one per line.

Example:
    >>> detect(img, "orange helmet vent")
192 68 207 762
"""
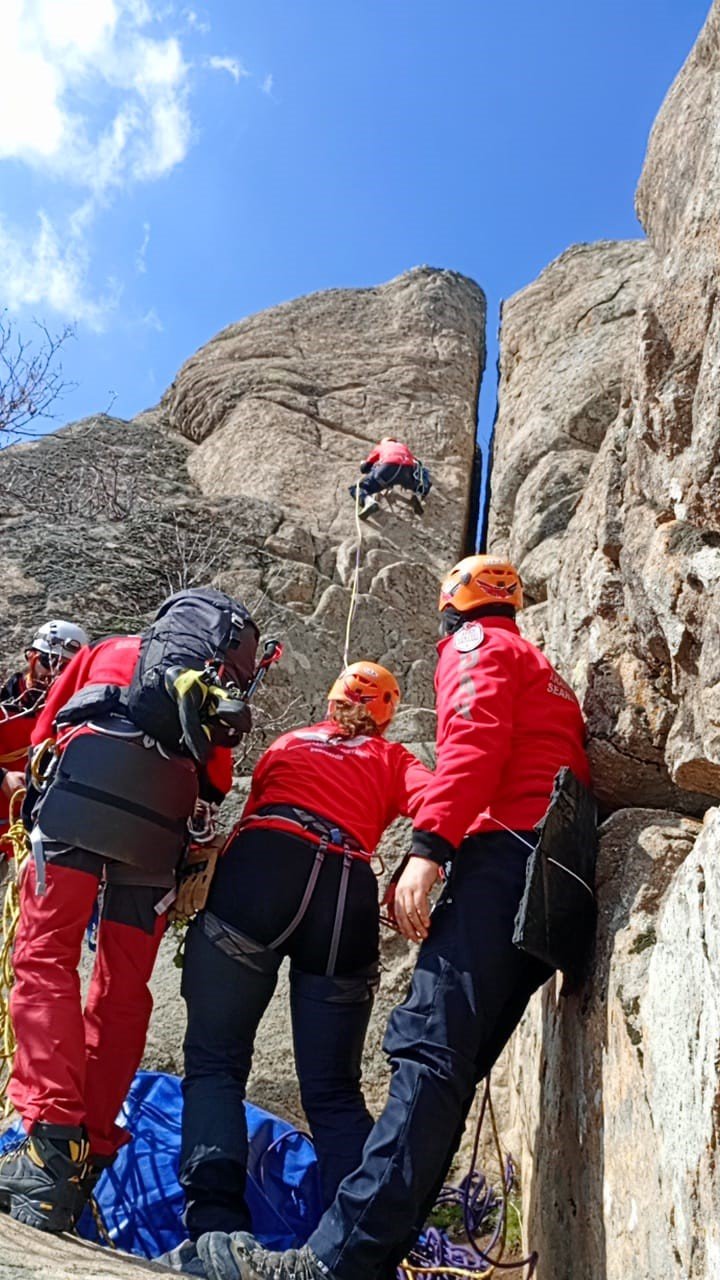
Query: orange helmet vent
328 662 401 728
439 555 523 614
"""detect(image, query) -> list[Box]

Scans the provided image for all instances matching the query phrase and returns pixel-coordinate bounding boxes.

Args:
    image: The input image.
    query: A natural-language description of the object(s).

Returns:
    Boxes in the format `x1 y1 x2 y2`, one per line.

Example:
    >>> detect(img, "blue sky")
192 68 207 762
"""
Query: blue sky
0 0 711 463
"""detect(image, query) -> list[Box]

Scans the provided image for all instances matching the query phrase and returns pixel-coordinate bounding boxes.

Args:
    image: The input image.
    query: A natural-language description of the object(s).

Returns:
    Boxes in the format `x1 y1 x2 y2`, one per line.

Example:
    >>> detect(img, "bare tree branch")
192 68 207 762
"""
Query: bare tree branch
0 315 76 445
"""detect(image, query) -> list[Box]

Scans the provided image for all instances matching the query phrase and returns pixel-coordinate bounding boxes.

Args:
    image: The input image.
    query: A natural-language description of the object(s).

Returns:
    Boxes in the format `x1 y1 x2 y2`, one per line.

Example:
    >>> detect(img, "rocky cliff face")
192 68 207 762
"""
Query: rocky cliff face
0 266 485 1152
488 5 720 1275
2 7 720 1276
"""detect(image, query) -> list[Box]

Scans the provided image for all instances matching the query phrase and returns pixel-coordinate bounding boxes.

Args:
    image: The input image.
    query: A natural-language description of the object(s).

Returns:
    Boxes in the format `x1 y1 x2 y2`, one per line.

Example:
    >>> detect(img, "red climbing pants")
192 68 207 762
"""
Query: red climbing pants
9 848 166 1158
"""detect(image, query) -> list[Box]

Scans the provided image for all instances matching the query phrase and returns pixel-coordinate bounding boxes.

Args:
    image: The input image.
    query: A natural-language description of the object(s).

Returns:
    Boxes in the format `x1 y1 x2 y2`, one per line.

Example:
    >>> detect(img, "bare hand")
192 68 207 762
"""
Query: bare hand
1 771 25 801
393 857 441 943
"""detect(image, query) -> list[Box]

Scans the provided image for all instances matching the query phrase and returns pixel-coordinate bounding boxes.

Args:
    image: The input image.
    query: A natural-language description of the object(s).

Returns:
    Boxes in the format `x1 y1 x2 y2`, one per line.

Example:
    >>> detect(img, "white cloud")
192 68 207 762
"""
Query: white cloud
261 73 274 96
0 211 120 330
135 221 151 273
184 7 209 34
207 55 249 84
0 1 251 325
140 306 163 332
0 1 191 194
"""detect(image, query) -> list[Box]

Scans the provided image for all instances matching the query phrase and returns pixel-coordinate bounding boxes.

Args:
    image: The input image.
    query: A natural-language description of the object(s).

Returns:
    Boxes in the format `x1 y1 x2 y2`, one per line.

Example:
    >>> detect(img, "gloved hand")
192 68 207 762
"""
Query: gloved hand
170 834 225 921
359 460 371 474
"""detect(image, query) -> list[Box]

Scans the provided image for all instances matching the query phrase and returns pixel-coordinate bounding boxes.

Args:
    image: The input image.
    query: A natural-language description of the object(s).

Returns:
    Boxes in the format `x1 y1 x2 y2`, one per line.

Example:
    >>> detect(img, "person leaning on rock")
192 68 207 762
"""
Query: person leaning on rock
160 662 432 1274
348 437 432 519
0 621 89 860
0 590 259 1236
194 555 592 1280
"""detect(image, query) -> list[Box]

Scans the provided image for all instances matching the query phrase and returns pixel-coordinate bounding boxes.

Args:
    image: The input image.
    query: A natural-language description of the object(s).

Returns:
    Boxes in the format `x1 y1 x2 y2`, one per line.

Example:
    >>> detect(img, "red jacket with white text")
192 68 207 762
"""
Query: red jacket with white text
242 720 431 855
410 615 590 861
33 636 233 800
365 440 416 468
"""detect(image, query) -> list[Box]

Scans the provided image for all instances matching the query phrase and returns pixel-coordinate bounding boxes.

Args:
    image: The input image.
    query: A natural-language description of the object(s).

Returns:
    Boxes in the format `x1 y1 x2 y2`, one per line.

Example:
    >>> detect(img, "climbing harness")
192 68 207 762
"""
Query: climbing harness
0 789 30 1117
242 807 365 975
203 807 367 978
399 1078 538 1279
243 804 368 859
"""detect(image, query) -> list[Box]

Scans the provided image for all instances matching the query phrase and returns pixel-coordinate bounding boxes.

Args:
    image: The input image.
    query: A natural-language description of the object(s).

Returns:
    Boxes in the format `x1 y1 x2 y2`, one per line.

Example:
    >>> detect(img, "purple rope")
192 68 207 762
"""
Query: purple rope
400 1080 539 1278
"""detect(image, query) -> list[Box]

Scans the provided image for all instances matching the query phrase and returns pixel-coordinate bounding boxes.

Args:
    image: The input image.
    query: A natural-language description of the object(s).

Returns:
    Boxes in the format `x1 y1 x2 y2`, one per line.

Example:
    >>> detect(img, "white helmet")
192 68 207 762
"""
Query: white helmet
28 620 89 663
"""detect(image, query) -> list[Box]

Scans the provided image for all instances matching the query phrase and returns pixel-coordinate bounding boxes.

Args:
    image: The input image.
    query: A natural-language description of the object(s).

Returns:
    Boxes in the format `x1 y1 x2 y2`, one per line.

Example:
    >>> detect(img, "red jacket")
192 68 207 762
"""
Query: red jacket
242 720 431 855
365 440 416 468
33 637 233 800
0 675 43 849
411 616 590 859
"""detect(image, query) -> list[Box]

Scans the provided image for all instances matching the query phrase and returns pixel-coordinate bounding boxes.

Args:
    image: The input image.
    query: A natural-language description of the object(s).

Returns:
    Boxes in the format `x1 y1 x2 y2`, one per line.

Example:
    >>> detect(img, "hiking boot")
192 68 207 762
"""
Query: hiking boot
359 497 380 521
410 493 424 516
157 1238 207 1275
0 1122 90 1232
198 1231 332 1280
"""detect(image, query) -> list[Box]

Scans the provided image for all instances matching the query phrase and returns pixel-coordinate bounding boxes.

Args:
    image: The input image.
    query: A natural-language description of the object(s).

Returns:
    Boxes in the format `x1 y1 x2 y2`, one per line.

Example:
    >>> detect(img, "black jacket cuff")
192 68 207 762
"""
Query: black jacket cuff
411 829 455 865
199 777 226 806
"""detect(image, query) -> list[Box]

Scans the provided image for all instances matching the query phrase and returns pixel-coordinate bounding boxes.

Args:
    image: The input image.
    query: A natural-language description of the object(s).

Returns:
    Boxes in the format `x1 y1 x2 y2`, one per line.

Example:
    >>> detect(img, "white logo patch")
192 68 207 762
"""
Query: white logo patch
454 623 484 653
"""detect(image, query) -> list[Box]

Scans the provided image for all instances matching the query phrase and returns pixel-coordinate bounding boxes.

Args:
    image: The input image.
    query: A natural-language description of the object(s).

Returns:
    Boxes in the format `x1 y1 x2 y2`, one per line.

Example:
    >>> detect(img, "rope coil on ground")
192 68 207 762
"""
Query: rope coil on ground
399 1077 537 1279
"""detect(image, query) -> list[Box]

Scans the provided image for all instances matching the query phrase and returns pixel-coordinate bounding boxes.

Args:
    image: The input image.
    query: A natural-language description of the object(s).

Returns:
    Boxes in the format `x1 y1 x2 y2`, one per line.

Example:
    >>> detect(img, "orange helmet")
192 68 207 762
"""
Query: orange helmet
439 555 523 614
328 661 401 728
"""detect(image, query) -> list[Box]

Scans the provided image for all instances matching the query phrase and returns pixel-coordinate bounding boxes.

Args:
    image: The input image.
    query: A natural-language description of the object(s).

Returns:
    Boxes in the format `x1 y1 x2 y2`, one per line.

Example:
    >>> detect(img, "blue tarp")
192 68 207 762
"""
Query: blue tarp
0 1071 323 1259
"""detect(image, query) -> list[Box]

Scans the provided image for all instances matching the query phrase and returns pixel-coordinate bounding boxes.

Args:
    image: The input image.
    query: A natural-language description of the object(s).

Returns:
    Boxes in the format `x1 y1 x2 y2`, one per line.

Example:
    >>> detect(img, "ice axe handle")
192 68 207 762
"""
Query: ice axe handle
244 639 283 702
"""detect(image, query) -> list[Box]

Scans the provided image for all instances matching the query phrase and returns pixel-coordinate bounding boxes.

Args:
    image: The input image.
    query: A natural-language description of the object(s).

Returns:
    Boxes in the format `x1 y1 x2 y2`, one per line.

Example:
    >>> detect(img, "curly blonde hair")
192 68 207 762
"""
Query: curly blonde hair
329 701 383 737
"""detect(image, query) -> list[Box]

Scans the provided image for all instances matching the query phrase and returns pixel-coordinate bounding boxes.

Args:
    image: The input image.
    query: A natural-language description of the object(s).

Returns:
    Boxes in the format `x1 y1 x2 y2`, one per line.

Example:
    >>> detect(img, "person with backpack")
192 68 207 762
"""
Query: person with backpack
0 621 89 860
168 662 431 1267
348 438 432 519
0 589 259 1235
192 557 592 1280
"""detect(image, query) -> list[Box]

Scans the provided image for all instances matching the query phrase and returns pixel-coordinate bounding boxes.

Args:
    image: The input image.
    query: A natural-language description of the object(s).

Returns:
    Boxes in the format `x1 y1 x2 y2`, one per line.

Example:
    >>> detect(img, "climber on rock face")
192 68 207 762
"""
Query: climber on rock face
348 437 432 519
0 620 89 860
194 556 593 1280
164 661 432 1272
0 590 259 1237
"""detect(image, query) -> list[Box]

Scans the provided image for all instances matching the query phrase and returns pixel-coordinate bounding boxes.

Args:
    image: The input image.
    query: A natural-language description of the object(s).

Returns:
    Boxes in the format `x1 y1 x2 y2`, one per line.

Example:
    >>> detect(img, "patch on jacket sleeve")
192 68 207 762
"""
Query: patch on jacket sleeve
547 672 576 703
454 623 485 653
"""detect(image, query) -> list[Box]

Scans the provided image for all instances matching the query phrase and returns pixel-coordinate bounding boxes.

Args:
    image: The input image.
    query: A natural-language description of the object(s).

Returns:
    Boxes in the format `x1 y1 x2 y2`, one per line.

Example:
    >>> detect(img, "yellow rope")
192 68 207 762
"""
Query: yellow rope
400 1268 494 1279
0 789 30 1118
342 479 364 668
89 1192 117 1249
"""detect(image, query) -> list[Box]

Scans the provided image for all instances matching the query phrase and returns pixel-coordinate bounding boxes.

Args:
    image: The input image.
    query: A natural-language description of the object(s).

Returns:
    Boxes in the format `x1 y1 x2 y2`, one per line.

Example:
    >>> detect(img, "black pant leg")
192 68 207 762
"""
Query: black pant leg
180 920 279 1240
360 463 401 498
309 834 551 1280
290 966 378 1209
395 465 419 493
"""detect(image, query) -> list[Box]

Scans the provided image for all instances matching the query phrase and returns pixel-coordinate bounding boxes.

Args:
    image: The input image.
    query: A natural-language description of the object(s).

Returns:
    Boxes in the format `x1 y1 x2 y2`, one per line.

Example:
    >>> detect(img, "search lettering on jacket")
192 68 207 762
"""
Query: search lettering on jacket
454 623 484 652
